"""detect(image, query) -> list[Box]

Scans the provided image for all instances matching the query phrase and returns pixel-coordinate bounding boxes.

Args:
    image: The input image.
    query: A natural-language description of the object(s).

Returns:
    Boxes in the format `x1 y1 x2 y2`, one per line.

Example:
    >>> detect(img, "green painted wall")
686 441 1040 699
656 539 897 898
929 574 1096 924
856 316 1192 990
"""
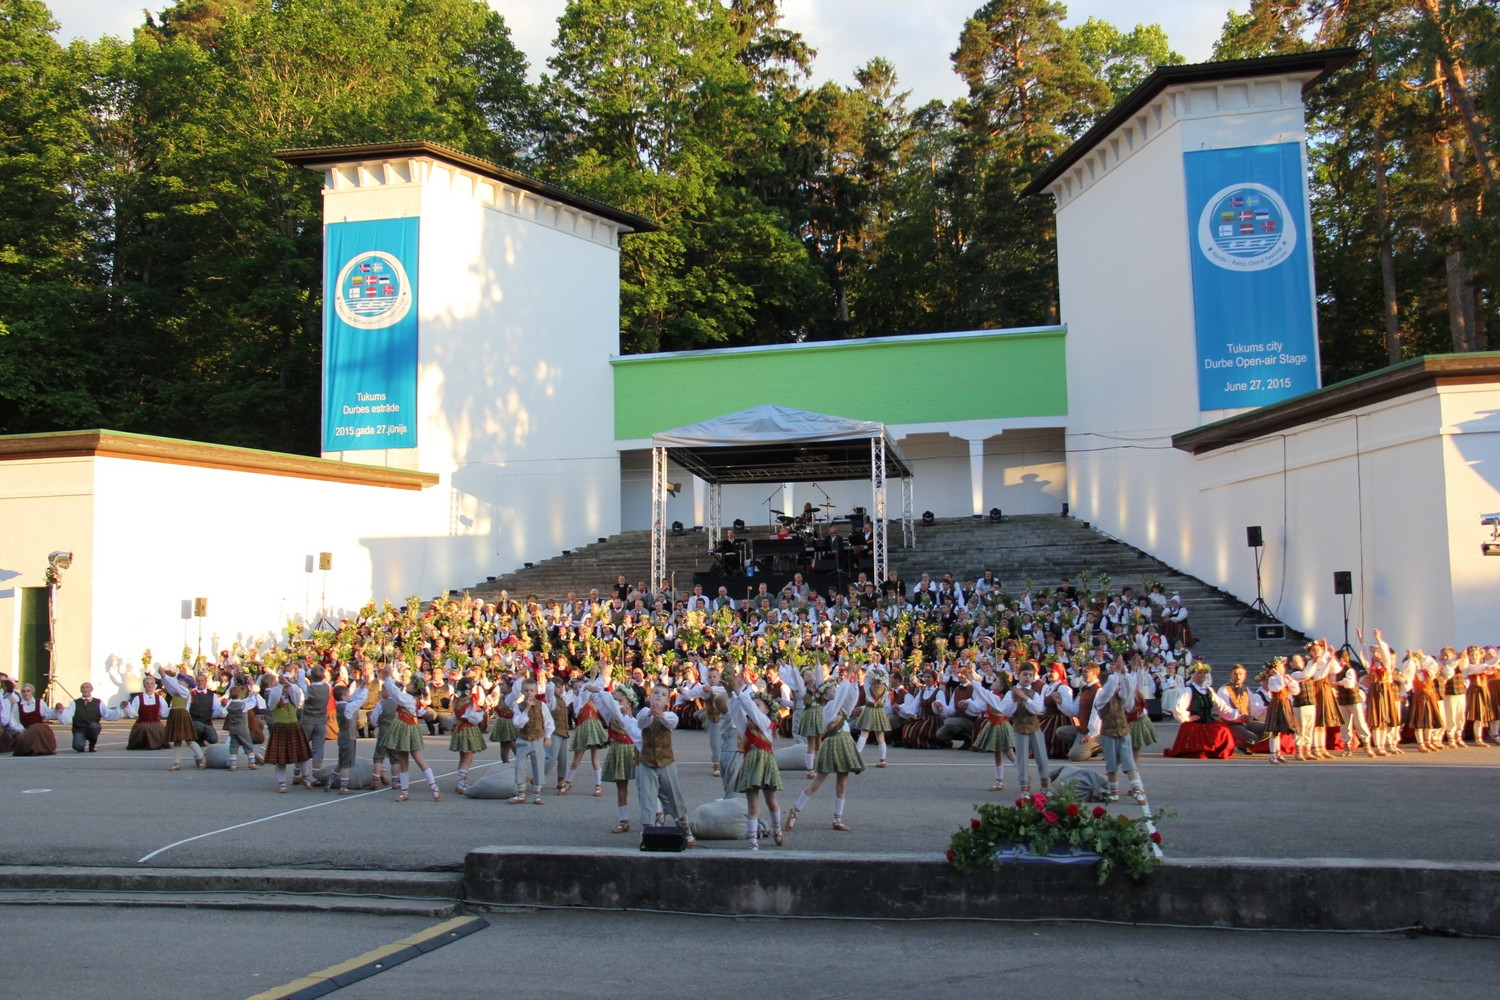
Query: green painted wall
612 327 1067 440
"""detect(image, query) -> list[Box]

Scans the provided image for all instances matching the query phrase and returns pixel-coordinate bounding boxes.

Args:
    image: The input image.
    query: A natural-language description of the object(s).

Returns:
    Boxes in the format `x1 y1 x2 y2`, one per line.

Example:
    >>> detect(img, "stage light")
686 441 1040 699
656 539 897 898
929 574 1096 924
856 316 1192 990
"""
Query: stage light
671 520 685 536
732 518 746 531
988 507 1003 524
666 481 681 497
1061 503 1069 517
921 510 935 526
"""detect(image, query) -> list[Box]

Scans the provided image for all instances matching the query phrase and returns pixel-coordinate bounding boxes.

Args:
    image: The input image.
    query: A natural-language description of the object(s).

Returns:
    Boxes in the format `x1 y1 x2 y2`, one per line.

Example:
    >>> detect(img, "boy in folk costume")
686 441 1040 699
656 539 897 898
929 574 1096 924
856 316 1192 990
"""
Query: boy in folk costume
448 683 487 796
1093 656 1149 804
331 677 367 794
635 685 694 843
854 665 892 768
562 669 610 797
999 663 1049 794
61 682 119 753
725 668 785 850
1287 655 1319 761
1336 663 1374 757
679 658 725 778
506 675 555 805
787 671 863 832
159 666 207 771
1437 648 1468 748
543 663 572 794
221 682 260 771
587 678 640 833
300 664 334 783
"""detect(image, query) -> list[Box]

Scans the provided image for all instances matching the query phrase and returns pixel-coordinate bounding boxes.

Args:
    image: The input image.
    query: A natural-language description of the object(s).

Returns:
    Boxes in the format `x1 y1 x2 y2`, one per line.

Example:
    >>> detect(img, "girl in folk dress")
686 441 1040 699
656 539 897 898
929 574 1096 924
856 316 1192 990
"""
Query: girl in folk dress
160 667 206 771
1261 658 1298 765
726 669 785 850
854 665 892 768
378 670 443 803
1463 648 1495 746
263 672 312 793
965 668 1016 792
794 667 826 778
1405 650 1445 752
787 673 864 833
124 674 170 750
449 686 487 796
562 670 609 797
588 679 640 834
486 675 519 764
1128 658 1159 751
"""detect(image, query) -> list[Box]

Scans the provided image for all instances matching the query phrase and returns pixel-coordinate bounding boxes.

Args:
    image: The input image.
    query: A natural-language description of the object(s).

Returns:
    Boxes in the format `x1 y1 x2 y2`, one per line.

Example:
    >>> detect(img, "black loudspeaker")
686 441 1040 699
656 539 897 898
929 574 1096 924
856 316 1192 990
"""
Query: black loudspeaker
1333 571 1353 596
1246 525 1263 548
640 825 687 853
848 512 864 531
1256 624 1286 640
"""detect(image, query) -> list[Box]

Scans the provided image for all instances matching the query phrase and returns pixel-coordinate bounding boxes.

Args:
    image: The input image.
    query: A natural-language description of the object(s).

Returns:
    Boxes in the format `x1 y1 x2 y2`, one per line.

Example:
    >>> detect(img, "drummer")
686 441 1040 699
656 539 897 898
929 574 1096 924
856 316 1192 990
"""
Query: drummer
798 502 817 527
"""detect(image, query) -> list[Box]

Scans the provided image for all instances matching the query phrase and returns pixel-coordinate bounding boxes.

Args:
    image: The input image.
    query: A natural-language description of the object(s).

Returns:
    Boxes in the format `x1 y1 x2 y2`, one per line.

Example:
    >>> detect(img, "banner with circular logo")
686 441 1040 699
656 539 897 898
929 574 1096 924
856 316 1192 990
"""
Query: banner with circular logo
1184 143 1320 411
322 219 419 451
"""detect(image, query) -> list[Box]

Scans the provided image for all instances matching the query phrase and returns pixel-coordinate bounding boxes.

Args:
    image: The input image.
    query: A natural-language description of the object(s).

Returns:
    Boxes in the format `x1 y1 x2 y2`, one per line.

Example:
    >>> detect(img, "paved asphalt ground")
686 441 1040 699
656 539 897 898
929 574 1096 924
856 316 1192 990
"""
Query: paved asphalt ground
2 720 1498 869
4 905 1496 1000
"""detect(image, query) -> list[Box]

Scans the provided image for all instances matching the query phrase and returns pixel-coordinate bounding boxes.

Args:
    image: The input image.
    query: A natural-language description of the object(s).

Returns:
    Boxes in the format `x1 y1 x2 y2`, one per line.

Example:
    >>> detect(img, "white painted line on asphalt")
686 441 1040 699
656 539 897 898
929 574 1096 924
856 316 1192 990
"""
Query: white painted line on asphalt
135 761 499 864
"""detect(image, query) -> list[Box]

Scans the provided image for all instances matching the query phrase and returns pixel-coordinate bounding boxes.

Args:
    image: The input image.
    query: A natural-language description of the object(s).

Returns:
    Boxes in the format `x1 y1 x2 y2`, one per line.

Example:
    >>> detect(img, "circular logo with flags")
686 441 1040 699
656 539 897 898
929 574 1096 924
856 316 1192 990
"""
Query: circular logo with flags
333 250 412 329
1196 182 1297 272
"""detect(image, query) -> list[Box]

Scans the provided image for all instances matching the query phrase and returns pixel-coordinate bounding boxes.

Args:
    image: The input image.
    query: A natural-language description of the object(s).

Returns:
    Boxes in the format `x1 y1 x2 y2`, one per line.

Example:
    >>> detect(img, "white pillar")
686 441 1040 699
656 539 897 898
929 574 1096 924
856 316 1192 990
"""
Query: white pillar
968 437 986 517
692 475 706 528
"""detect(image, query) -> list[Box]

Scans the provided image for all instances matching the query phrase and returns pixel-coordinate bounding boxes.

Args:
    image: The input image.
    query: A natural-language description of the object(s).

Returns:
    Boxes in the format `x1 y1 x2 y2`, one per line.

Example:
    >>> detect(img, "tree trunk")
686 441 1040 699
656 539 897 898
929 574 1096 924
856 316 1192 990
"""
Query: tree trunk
1437 136 1471 352
1371 116 1401 364
1421 0 1497 193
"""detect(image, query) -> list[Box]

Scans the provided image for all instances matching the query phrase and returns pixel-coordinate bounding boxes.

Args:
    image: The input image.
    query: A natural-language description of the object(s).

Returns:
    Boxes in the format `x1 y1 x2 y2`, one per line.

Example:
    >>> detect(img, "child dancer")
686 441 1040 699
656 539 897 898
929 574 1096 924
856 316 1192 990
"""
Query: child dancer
379 668 443 802
726 668 784 849
562 670 608 796
1000 662 1048 794
1405 649 1444 752
159 666 207 771
331 676 367 793
1288 656 1318 761
1464 647 1494 746
794 667 825 778
635 685 692 840
506 675 554 805
1094 656 1148 804
449 683 487 796
787 671 862 832
263 671 311 793
1336 661 1373 757
680 658 725 778
1128 656 1159 752
222 681 260 772
854 665 892 768
589 678 639 833
965 667 1016 792
1262 658 1298 764
486 675 519 764
1438 648 1467 748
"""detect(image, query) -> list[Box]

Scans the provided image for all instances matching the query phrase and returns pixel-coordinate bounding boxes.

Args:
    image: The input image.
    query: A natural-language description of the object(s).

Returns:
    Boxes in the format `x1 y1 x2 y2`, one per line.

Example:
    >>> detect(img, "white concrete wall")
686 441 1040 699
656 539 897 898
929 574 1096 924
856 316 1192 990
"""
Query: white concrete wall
1438 385 1500 647
317 154 625 582
0 457 95 692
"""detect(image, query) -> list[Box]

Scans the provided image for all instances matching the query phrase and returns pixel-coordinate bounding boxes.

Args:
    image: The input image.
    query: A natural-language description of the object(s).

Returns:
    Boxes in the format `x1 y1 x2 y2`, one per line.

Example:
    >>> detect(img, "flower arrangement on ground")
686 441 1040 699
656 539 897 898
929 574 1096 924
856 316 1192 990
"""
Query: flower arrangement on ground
945 785 1165 884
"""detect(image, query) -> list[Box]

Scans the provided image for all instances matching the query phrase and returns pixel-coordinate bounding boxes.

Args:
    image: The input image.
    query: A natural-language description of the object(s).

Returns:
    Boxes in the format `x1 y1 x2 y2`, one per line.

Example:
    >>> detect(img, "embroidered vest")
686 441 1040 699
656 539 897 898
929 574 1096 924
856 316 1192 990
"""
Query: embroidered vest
519 703 546 741
638 718 674 768
1098 694 1129 738
1010 698 1040 735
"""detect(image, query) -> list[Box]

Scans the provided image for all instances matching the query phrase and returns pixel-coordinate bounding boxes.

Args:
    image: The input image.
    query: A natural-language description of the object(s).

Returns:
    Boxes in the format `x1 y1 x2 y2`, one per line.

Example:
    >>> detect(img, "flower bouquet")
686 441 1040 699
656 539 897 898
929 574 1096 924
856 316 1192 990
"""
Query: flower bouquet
946 785 1165 884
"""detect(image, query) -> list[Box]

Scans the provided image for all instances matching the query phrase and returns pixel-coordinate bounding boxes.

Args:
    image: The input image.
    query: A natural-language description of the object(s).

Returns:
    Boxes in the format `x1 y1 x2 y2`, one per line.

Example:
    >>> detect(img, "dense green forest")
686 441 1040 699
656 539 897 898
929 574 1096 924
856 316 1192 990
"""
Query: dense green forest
0 0 1495 454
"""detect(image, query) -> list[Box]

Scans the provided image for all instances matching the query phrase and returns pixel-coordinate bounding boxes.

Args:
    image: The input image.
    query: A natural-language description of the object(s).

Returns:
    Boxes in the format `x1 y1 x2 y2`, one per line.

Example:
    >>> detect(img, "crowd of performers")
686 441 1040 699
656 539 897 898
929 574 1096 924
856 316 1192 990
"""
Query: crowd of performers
5 578 1495 846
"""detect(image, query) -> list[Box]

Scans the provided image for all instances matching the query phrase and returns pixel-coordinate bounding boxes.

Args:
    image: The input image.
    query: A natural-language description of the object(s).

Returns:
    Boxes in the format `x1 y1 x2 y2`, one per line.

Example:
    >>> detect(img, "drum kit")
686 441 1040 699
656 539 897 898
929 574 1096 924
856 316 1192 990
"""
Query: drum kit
769 501 837 541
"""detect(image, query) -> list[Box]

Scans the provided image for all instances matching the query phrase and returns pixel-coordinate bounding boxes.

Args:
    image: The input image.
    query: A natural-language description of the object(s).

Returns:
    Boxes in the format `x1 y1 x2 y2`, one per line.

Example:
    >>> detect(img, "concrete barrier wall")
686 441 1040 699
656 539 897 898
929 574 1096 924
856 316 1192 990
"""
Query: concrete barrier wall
465 847 1500 936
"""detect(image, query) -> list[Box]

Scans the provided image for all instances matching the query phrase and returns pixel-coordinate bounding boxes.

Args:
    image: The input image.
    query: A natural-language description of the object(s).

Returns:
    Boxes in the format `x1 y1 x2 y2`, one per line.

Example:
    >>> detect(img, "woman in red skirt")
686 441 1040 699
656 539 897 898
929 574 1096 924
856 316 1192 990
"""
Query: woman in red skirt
9 683 58 756
125 674 170 750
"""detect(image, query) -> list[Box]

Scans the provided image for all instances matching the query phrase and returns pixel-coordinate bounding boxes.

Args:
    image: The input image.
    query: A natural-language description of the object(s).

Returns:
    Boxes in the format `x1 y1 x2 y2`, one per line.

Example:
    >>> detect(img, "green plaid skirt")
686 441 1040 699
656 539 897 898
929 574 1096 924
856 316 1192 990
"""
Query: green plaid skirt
856 705 891 733
450 724 486 754
736 746 783 791
973 718 1015 753
571 717 607 751
602 741 637 782
380 719 424 753
815 731 865 775
796 704 824 738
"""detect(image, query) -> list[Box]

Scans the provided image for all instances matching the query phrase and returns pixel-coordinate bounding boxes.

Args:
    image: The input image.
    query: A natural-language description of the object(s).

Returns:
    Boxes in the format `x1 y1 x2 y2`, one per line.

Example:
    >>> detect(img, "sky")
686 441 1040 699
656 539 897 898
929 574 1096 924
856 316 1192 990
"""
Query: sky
49 0 1247 107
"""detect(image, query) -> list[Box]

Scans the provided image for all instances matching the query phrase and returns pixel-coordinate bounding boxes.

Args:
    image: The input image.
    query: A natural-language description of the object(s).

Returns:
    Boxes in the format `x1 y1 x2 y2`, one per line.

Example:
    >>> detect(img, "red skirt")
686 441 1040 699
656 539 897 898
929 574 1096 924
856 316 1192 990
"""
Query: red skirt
12 723 57 757
263 721 313 765
1163 721 1235 759
1250 733 1296 755
0 727 12 754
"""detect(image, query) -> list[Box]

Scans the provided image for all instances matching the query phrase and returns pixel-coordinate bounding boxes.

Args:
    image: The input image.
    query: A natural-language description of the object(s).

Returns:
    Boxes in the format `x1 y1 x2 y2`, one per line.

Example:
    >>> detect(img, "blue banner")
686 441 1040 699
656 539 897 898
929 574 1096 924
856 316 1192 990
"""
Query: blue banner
322 218 419 451
1184 143 1320 410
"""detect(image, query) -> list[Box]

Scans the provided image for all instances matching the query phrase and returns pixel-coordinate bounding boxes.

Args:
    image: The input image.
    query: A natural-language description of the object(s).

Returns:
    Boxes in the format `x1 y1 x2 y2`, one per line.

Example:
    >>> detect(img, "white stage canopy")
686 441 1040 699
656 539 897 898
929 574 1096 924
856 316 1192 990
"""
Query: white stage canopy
647 404 914 588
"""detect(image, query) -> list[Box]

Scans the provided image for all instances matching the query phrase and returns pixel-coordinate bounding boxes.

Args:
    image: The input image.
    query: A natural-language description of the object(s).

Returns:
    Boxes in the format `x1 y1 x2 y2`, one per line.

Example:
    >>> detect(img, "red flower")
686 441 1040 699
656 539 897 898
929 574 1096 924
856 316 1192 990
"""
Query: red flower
1150 831 1162 844
1092 806 1106 818
1043 810 1059 824
1015 798 1028 808
1030 793 1048 810
971 819 982 831
1065 803 1081 817
946 848 957 861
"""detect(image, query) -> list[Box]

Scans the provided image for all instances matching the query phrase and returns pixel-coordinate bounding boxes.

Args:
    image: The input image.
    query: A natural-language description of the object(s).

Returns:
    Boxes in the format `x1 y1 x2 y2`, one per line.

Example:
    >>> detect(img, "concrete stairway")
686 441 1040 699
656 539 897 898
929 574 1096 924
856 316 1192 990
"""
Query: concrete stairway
466 515 1306 669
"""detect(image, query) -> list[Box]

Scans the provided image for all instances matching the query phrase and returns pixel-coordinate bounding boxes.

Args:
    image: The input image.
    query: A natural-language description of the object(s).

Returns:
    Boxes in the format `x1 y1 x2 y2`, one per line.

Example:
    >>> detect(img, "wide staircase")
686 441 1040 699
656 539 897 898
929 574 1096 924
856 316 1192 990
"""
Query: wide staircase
466 515 1307 669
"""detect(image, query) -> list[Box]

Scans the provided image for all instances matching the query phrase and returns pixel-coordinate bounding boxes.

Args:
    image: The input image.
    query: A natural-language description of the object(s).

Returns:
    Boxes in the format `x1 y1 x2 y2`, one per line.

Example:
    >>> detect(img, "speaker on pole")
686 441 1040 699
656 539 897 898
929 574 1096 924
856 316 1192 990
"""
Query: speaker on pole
1246 525 1263 548
1333 571 1353 596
